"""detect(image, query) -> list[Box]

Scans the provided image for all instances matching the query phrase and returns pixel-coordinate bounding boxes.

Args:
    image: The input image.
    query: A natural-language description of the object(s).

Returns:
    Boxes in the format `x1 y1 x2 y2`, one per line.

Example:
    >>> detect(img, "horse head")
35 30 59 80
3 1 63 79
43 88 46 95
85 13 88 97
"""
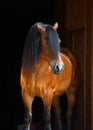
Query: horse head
37 22 64 74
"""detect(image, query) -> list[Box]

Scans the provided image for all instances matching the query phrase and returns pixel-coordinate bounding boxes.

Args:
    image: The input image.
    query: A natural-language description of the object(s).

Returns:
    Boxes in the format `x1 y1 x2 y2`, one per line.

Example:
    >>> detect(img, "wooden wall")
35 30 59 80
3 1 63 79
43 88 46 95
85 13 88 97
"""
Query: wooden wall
55 0 93 129
66 0 86 31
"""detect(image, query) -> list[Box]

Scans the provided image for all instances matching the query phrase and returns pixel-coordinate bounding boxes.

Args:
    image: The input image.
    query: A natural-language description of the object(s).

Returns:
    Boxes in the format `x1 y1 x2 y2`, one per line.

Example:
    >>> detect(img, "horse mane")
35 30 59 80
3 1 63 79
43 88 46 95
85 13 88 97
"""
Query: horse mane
22 22 60 69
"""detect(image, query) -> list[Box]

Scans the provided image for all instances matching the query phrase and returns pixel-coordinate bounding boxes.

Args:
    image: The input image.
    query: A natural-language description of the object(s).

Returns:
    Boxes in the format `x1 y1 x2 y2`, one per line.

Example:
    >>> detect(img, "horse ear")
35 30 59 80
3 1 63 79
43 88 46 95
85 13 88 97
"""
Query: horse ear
37 24 46 43
53 22 58 30
37 24 45 35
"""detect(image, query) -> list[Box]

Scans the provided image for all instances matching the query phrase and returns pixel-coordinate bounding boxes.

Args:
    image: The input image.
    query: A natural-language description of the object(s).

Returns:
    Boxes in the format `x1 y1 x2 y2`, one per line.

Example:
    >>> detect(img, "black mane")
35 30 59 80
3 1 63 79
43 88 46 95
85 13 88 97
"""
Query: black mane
22 22 60 69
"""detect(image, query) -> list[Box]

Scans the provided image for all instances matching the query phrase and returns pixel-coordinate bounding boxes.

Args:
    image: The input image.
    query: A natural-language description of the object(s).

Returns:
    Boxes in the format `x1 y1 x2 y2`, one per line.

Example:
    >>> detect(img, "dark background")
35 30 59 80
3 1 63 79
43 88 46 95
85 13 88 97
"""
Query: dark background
0 1 66 130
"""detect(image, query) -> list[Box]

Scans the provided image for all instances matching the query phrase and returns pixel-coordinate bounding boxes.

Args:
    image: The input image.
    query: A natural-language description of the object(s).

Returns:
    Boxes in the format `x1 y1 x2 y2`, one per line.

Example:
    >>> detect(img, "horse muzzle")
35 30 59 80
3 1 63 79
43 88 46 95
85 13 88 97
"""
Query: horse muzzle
50 61 64 74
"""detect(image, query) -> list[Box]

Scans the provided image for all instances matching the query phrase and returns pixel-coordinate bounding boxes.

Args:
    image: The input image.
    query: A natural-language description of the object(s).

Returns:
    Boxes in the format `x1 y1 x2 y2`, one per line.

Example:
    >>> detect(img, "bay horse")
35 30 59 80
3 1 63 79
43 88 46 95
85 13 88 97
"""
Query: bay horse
20 22 81 130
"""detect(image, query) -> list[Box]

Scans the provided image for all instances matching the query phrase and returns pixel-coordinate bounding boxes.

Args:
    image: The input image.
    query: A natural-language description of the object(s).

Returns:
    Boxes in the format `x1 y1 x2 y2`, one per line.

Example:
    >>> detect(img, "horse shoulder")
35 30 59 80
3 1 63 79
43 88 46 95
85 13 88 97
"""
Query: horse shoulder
57 53 73 93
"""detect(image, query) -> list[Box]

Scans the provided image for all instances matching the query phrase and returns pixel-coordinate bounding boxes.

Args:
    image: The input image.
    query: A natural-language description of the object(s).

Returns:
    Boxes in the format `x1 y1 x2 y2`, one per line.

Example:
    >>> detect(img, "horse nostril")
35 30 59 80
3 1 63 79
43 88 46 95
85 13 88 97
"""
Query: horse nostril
50 61 64 74
55 64 59 71
55 64 64 72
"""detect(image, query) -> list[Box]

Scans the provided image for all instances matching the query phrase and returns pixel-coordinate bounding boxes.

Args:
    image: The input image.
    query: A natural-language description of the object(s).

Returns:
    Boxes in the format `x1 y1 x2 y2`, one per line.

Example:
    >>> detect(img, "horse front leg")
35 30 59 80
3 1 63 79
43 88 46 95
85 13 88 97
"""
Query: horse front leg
22 89 34 130
24 106 32 130
52 96 62 130
42 89 53 130
43 105 52 130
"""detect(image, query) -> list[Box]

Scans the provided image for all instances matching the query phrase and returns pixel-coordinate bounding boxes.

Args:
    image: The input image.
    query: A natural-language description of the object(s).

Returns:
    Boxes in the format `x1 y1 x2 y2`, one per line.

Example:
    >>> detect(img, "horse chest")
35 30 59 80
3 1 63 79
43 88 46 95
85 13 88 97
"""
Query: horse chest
34 67 57 97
